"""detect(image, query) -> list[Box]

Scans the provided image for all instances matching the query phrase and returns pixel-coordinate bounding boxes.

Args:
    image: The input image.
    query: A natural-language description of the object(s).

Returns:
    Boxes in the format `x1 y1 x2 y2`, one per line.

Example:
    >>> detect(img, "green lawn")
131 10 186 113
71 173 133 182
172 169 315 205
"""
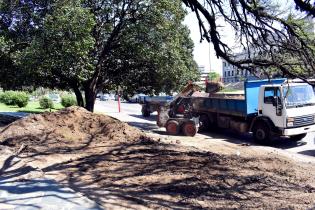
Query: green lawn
0 101 64 113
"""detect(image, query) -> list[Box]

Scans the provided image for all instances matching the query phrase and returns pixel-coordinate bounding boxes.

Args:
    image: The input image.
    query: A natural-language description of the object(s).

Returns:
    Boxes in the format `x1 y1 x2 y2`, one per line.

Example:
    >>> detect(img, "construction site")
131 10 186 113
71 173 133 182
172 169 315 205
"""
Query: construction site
0 106 315 209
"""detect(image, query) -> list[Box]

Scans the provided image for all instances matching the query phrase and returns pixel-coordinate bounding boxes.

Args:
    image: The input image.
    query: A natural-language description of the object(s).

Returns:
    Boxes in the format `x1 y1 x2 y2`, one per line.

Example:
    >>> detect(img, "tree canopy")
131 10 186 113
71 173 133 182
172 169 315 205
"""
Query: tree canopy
183 0 315 80
0 0 199 111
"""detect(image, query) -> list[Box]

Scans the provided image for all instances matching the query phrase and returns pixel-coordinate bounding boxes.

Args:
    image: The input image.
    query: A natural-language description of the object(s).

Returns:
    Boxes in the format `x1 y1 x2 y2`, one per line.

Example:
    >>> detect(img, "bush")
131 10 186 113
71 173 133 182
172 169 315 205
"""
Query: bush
0 91 29 107
39 97 54 109
61 95 77 107
14 92 29 108
1 91 16 105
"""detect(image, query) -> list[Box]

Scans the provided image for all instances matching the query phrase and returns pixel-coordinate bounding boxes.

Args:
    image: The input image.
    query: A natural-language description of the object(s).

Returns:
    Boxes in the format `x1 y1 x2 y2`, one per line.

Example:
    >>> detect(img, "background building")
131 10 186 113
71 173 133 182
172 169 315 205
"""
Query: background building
222 60 257 83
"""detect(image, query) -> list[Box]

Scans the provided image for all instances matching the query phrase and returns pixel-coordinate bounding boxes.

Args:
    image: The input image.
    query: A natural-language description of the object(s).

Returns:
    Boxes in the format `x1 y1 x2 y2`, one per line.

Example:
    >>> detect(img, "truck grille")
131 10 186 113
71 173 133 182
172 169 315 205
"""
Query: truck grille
294 115 314 127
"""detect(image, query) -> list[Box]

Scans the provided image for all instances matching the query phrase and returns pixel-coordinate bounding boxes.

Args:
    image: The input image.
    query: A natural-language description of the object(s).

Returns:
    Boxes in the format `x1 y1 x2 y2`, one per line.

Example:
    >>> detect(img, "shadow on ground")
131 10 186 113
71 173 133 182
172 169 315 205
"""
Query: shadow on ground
37 139 315 209
129 114 157 122
0 156 100 210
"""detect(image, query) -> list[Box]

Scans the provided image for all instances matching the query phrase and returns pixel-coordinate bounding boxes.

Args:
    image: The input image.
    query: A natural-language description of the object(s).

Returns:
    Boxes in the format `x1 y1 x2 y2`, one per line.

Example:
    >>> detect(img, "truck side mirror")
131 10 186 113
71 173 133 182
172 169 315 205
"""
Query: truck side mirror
274 96 282 116
272 97 277 106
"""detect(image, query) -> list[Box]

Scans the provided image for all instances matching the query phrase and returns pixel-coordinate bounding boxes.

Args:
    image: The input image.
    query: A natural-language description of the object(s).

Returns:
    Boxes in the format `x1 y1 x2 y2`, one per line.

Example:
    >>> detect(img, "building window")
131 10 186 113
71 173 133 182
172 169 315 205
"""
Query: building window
224 72 226 77
228 71 230 76
232 71 234 76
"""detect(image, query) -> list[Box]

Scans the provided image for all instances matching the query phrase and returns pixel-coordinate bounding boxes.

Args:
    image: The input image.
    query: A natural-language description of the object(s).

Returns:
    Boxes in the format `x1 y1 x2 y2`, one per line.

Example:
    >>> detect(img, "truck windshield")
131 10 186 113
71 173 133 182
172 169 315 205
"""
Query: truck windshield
283 85 315 108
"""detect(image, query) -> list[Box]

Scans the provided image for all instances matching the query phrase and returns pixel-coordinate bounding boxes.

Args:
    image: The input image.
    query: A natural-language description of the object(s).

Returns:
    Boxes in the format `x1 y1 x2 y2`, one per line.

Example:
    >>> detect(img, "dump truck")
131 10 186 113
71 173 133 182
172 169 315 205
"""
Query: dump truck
157 79 315 144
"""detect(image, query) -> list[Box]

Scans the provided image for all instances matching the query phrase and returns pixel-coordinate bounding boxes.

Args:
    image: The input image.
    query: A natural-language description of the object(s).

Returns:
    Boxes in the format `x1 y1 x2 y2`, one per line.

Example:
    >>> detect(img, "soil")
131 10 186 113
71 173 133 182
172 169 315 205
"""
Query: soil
0 106 315 209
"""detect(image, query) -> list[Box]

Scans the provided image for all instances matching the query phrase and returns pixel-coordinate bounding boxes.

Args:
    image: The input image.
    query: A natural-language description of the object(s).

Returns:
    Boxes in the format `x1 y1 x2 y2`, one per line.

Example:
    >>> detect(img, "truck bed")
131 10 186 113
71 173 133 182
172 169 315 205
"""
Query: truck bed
191 96 247 117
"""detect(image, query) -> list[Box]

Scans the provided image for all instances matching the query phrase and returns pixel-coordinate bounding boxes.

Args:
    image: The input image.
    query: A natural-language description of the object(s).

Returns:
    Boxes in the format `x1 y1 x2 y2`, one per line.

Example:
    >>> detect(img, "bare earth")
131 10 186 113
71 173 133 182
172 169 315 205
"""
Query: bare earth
0 107 314 209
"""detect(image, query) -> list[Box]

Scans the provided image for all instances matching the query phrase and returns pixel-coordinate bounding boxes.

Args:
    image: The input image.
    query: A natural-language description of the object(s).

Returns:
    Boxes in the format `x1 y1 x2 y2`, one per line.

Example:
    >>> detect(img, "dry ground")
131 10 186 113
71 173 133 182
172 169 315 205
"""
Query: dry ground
0 107 314 209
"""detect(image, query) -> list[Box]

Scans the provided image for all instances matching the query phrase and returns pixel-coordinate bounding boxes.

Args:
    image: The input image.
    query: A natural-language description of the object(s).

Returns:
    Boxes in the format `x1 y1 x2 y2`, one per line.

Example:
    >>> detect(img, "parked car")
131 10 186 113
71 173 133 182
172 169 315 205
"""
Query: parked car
100 94 109 101
48 93 61 103
129 93 147 103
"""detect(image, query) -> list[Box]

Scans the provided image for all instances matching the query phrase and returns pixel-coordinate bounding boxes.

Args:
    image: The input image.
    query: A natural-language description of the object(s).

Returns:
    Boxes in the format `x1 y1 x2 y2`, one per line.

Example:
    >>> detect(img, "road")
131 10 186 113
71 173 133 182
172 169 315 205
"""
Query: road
95 100 315 162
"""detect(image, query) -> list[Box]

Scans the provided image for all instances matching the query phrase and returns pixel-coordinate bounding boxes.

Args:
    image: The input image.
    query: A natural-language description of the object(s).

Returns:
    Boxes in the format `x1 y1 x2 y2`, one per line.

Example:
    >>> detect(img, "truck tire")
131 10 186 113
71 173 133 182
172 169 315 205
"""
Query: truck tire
141 107 150 117
166 120 179 135
290 133 307 141
182 121 198 137
199 114 210 132
252 122 273 145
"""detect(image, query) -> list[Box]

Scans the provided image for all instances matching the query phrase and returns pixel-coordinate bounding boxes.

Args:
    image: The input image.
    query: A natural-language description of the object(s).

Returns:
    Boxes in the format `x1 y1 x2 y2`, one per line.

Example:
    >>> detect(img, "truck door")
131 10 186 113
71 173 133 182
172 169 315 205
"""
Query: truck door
261 87 284 128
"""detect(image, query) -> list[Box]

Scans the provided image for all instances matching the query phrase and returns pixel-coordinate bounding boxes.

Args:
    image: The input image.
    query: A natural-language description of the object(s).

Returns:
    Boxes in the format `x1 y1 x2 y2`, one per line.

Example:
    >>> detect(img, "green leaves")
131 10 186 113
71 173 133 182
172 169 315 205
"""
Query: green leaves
1 0 199 109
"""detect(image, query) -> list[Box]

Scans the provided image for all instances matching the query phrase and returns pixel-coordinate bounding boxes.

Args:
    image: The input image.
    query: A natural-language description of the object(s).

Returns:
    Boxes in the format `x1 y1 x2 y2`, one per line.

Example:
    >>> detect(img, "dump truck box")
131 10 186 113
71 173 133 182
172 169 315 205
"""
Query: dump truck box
191 79 286 118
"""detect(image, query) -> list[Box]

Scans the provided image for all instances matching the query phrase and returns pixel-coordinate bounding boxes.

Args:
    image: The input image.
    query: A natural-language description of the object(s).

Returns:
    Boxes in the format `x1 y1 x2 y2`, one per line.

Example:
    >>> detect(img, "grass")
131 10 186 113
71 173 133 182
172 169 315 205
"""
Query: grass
0 101 64 113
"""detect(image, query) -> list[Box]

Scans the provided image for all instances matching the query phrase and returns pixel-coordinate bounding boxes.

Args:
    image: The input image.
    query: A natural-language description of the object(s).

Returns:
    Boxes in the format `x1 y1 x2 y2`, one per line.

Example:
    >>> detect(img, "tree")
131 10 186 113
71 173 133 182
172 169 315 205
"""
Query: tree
208 72 220 82
103 0 199 96
1 0 198 112
182 0 315 80
17 1 95 107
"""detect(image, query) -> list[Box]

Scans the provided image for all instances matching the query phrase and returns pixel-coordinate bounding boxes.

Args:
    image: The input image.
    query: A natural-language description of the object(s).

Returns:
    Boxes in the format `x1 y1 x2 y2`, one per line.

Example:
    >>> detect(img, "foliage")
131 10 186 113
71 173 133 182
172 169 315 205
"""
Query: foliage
14 92 29 108
182 0 315 80
61 95 77 107
39 97 54 109
0 101 63 113
208 72 220 82
0 0 199 112
102 0 199 96
0 91 29 107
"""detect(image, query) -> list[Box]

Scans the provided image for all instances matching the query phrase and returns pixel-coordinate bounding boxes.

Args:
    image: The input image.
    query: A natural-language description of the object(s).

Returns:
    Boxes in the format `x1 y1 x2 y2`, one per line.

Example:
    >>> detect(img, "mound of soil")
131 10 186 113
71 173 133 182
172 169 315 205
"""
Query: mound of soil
0 106 144 154
0 107 314 209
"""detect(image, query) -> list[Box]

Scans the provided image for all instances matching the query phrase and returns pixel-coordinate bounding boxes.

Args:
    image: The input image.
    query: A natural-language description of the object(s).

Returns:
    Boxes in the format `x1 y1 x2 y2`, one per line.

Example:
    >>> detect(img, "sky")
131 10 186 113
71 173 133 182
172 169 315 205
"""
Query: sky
182 0 294 76
183 11 223 75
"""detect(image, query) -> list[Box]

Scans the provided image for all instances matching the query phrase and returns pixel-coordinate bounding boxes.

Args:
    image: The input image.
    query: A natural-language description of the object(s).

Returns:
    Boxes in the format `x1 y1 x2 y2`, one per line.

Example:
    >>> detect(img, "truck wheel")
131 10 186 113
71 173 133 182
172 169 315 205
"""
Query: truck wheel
142 110 150 117
253 122 273 144
290 133 307 141
199 114 209 132
141 105 151 117
166 120 179 135
182 121 198 137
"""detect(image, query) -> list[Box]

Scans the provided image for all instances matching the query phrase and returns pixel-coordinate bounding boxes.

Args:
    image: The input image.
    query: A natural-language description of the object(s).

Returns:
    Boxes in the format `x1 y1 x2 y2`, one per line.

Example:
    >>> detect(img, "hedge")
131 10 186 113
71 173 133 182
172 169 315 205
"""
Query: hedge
0 91 29 108
39 97 54 109
61 95 77 107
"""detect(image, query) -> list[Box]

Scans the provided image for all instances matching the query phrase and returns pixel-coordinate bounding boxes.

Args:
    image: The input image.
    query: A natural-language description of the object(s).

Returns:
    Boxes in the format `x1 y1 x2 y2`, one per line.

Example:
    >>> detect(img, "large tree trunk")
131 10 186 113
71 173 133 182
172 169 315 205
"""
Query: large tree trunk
73 86 84 107
84 86 96 112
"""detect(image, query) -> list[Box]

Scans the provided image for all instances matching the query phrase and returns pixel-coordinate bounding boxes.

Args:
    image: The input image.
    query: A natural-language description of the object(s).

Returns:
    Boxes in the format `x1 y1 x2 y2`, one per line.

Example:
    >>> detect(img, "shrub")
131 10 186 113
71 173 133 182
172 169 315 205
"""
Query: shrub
14 92 29 108
39 97 54 109
0 92 3 103
61 95 76 107
1 91 16 105
0 91 29 107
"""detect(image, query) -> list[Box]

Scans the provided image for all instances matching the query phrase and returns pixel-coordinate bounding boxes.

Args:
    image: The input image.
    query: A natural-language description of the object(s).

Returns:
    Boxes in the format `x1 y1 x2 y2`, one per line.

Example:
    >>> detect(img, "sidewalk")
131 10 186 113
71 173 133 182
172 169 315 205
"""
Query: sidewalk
0 178 101 210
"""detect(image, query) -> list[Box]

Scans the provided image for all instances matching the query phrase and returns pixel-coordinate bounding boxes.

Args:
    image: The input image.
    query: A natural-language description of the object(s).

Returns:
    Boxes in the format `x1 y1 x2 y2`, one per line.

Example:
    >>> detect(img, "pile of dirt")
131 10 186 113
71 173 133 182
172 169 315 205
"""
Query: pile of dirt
0 106 144 154
0 107 314 209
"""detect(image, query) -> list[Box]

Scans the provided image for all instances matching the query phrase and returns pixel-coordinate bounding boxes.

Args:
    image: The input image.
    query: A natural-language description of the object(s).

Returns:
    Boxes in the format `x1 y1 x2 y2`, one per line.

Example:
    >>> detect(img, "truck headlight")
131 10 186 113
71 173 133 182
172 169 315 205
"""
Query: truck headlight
287 122 294 127
287 117 294 127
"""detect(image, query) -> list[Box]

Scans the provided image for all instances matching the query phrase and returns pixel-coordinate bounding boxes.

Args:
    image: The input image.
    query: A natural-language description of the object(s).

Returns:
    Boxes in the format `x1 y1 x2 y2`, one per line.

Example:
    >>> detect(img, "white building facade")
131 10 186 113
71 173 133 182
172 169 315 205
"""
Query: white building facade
222 61 257 83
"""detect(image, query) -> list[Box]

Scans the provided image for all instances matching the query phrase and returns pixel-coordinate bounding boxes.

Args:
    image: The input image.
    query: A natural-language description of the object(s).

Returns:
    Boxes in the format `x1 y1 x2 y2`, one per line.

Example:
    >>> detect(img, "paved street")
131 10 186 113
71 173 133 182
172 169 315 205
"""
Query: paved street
95 100 315 162
0 178 101 210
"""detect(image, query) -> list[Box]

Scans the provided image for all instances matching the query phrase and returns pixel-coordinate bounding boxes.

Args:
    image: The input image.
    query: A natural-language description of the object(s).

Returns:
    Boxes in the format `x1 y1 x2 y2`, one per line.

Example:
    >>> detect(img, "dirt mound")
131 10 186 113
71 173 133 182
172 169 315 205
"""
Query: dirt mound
0 107 315 209
0 106 144 154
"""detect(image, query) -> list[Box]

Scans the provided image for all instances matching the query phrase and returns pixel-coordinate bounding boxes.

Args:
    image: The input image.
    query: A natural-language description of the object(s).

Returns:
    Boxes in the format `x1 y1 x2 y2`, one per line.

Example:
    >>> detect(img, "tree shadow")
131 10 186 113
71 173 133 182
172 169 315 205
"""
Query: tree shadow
129 114 157 122
0 177 101 209
0 153 101 209
39 139 315 209
298 150 315 157
199 129 311 149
